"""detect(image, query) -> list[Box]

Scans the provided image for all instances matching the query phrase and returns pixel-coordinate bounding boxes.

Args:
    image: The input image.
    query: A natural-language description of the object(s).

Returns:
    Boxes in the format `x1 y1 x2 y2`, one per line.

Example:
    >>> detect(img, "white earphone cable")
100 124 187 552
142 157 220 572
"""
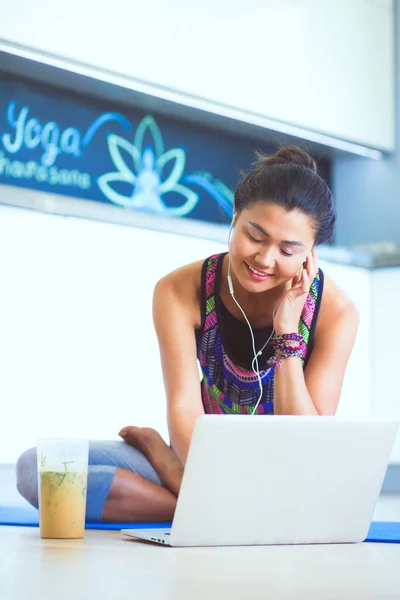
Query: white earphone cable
227 251 274 415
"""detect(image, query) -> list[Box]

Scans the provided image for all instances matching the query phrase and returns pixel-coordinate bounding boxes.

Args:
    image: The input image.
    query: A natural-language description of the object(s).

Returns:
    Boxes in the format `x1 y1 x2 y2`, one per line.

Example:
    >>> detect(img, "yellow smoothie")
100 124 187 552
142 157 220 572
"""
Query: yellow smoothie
39 470 87 538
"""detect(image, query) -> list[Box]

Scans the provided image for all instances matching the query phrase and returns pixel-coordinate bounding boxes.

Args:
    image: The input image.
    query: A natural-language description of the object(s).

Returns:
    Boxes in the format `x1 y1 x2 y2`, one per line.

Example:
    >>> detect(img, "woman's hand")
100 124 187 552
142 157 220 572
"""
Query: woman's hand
273 247 318 334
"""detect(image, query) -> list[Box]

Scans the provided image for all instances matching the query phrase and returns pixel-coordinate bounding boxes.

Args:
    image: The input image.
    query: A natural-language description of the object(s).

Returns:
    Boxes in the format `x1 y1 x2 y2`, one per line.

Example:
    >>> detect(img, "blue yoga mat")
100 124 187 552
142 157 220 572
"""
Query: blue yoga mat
1 506 399 542
0 506 170 530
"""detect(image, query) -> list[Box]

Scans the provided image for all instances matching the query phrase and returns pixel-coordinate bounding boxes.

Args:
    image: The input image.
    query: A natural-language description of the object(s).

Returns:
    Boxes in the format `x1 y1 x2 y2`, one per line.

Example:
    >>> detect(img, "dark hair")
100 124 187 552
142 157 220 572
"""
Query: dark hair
234 145 335 244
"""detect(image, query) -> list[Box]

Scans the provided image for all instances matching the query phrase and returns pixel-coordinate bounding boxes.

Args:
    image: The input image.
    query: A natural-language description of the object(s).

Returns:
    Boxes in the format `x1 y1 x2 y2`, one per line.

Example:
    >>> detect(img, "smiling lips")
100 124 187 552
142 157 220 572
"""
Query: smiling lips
245 262 274 281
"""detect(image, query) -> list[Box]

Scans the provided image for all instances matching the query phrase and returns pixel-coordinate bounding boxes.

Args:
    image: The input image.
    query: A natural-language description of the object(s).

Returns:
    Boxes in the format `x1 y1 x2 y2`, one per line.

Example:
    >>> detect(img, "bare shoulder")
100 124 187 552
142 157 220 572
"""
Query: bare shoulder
153 259 204 328
315 273 359 338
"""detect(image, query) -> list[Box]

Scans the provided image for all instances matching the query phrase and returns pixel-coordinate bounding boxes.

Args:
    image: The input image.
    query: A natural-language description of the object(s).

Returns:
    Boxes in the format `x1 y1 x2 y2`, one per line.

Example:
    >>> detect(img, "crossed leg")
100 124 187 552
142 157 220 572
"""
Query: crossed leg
16 427 184 523
101 426 184 522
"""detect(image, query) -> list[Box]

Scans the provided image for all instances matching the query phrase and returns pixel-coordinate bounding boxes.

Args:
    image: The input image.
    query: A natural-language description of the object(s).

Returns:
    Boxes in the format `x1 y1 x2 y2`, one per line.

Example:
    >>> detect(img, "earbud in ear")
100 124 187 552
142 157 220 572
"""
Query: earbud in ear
228 218 235 248
227 212 237 292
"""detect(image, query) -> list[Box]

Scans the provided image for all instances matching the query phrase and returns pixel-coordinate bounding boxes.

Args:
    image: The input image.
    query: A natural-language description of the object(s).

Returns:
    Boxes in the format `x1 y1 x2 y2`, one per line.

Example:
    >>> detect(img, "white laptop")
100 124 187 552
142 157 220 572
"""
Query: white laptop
121 415 399 547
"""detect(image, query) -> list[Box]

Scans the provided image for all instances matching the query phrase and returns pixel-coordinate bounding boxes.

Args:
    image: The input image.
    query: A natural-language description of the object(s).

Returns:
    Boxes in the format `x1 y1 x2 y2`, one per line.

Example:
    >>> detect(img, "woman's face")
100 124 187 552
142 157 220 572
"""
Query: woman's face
229 202 316 293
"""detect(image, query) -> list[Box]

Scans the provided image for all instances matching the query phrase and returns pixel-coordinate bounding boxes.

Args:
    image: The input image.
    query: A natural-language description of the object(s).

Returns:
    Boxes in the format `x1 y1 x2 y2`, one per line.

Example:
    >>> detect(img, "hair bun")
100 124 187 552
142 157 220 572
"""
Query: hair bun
255 145 317 174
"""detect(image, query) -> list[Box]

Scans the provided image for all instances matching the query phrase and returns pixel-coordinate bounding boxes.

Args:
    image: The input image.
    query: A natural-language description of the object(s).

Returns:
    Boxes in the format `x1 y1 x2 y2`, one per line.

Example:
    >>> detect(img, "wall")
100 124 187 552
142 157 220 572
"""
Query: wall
319 260 400 464
0 201 226 463
333 2 400 247
0 0 395 151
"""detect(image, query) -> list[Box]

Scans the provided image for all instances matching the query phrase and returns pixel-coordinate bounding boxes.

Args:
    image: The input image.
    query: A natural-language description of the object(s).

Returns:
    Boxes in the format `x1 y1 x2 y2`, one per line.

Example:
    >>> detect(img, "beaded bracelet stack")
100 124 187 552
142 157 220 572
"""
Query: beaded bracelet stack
267 333 306 369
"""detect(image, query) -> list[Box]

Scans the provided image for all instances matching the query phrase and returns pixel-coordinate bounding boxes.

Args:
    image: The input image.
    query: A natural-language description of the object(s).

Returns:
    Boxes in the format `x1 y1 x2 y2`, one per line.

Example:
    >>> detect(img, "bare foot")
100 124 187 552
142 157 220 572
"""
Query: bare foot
119 426 162 454
118 426 183 496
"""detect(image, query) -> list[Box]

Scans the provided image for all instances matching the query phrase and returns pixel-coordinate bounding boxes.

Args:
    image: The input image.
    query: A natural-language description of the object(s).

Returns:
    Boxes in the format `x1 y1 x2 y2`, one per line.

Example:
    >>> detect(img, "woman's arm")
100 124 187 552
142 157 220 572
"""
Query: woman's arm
271 249 358 416
273 292 358 415
153 264 205 465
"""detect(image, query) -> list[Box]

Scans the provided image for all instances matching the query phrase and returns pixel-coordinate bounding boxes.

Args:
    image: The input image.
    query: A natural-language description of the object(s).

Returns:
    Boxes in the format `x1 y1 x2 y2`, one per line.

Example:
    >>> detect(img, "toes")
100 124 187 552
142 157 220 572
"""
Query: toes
118 426 133 438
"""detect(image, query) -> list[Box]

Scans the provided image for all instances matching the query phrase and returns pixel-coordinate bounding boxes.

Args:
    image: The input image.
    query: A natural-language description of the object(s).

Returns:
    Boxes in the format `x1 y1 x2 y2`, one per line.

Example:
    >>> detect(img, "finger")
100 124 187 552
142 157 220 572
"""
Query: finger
313 247 319 278
291 269 307 294
307 248 317 281
291 274 302 291
306 252 313 276
301 266 311 291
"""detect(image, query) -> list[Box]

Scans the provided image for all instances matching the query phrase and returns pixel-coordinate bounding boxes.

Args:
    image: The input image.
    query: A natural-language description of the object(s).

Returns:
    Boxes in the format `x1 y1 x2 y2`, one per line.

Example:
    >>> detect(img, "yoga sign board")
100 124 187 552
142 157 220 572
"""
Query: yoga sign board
0 76 263 226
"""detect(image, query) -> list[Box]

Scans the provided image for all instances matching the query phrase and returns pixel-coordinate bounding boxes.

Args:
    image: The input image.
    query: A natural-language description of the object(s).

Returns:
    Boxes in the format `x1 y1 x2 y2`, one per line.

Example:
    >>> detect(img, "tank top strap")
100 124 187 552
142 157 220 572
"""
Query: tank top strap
199 253 226 335
299 268 324 363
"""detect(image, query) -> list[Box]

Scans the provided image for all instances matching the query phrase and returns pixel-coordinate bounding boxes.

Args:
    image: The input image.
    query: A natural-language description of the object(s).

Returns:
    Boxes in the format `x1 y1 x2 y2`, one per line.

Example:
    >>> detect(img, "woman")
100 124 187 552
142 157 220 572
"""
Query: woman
17 146 358 523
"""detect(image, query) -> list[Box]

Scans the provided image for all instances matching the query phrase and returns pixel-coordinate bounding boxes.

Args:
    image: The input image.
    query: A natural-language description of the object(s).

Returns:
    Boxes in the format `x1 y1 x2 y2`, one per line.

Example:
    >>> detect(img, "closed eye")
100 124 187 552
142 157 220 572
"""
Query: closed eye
249 233 294 256
248 233 263 243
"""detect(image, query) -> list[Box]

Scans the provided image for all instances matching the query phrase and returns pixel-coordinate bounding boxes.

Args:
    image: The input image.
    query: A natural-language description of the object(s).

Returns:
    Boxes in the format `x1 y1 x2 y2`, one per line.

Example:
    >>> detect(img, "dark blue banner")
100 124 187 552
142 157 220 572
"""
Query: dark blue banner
0 76 267 225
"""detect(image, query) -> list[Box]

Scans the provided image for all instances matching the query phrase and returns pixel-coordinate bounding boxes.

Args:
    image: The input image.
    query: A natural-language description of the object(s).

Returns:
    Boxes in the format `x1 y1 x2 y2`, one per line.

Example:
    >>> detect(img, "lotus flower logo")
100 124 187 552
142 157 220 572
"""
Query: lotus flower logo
98 116 234 219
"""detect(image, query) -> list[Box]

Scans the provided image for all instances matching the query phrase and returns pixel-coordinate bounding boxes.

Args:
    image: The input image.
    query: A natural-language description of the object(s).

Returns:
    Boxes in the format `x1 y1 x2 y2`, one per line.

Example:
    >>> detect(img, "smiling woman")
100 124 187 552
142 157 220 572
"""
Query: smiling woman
16 145 358 524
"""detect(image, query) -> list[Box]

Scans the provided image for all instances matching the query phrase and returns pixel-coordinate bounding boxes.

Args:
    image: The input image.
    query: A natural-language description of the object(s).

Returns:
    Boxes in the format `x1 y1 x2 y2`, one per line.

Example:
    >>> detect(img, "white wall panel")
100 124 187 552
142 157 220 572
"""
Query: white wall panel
0 0 395 150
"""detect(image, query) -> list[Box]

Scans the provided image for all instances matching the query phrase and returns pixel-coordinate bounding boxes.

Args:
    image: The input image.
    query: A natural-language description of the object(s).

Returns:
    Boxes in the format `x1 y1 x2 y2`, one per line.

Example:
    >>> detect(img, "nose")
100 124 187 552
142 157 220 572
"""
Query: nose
255 245 276 269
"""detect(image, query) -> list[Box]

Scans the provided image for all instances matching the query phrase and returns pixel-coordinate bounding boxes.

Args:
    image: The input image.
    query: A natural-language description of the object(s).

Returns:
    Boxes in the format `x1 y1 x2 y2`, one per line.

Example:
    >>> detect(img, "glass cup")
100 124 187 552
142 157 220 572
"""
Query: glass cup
36 438 89 539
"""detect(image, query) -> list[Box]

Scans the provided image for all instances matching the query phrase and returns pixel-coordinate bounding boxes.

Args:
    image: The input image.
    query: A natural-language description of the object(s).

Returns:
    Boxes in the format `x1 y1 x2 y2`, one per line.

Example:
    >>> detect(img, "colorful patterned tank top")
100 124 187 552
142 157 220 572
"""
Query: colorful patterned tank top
197 253 324 415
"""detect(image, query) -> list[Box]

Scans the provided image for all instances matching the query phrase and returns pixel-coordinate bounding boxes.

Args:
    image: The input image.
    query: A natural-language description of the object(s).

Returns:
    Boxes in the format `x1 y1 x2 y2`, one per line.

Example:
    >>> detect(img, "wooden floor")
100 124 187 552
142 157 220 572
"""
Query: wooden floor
2 465 400 600
1 524 400 600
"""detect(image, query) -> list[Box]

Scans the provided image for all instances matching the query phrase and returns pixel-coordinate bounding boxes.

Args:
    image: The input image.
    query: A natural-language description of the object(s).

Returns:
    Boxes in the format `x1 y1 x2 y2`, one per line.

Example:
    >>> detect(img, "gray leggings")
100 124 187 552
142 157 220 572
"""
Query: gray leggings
16 441 162 522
